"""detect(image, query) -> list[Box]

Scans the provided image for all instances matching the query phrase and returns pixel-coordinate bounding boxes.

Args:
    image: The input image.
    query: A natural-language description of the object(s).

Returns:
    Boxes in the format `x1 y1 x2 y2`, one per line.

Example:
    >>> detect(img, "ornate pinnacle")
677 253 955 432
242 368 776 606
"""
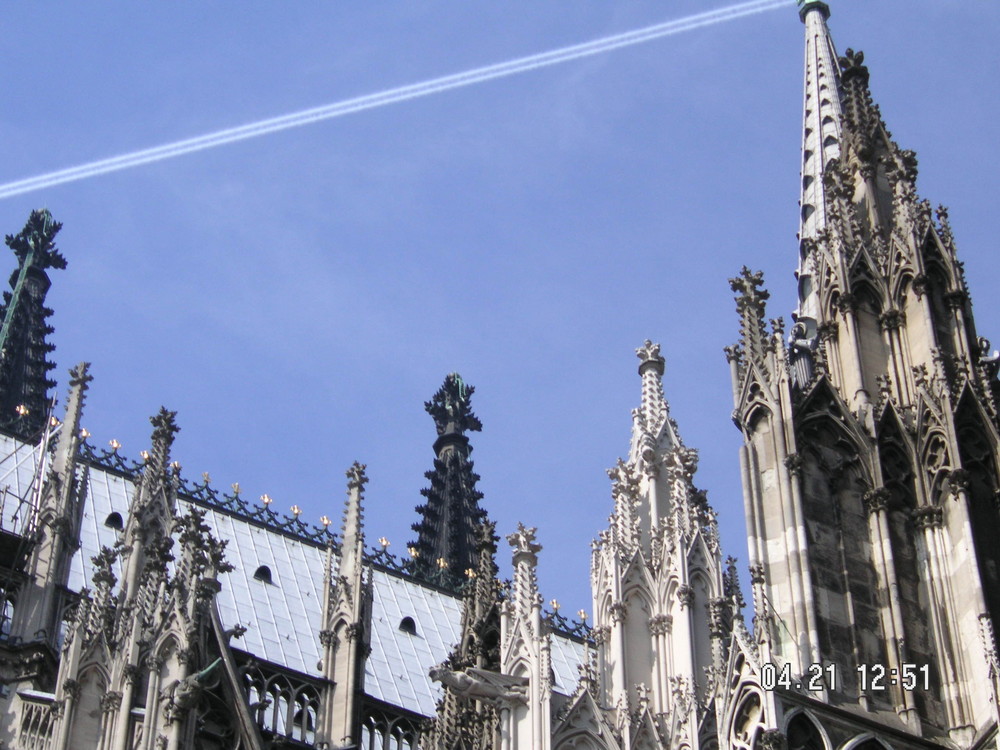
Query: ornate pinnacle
5 209 66 271
730 267 772 361
142 408 179 485
340 461 367 574
150 407 179 449
425 373 482 436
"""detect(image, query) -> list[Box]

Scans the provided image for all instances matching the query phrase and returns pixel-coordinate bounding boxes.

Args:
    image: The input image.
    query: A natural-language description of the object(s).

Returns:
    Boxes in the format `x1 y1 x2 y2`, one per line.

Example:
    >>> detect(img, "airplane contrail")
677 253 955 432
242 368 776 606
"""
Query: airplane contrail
0 0 793 200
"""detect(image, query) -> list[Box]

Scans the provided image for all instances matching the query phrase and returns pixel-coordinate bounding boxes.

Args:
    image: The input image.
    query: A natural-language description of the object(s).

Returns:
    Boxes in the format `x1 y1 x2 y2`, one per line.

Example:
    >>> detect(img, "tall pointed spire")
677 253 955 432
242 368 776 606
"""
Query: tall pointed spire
0 210 66 439
317 462 371 748
796 1 842 330
119 408 180 607
10 363 93 647
629 340 679 466
409 373 488 585
339 461 367 585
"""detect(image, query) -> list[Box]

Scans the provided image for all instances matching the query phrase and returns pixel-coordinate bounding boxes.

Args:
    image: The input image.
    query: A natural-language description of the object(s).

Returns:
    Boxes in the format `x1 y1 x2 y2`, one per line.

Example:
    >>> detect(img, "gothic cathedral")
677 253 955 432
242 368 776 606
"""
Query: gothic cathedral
0 2 994 749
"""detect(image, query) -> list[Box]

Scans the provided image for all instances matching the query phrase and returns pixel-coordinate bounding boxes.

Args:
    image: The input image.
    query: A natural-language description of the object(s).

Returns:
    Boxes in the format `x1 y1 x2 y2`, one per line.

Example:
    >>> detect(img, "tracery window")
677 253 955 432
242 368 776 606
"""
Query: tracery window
243 664 320 746
360 701 422 750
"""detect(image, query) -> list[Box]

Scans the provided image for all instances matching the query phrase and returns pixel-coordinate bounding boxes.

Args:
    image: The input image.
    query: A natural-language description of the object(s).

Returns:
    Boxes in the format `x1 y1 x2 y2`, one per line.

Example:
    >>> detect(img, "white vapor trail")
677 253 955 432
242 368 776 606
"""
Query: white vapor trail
0 0 793 200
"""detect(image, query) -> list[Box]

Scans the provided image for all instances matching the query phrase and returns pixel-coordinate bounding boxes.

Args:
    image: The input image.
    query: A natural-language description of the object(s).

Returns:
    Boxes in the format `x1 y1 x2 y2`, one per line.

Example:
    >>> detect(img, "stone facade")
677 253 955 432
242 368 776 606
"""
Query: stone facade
0 2 994 750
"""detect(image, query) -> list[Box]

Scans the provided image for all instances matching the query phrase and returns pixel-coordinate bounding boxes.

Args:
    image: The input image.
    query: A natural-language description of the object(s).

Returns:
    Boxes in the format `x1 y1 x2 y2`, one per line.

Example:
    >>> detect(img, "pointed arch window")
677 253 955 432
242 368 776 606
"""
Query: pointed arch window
104 511 123 530
787 713 826 750
253 565 273 584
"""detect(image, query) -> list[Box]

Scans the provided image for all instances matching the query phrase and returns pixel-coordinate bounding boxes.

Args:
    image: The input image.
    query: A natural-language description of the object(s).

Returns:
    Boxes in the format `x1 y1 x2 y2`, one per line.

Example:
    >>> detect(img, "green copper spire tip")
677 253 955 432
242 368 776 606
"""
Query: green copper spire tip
798 0 830 22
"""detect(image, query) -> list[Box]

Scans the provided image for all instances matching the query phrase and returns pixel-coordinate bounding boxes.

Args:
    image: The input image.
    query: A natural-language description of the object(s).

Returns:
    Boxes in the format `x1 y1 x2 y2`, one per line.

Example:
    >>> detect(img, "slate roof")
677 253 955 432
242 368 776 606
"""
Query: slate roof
0 431 586 716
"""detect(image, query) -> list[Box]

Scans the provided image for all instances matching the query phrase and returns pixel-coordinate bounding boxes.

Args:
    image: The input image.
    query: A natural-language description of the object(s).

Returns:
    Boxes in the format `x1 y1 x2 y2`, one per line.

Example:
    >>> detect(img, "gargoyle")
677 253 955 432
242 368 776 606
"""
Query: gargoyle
429 665 527 704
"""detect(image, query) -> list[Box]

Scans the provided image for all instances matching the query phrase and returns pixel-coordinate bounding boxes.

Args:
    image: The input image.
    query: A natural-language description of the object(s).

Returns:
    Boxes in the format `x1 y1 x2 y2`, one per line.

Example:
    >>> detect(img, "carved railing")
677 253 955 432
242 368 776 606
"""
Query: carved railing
17 690 55 750
243 662 320 747
542 607 592 642
360 698 423 750
78 437 340 547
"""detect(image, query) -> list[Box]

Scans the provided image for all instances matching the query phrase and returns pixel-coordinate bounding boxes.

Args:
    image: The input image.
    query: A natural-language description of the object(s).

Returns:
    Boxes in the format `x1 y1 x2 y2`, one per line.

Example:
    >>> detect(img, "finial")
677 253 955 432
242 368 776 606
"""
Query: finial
635 339 665 376
425 373 483 436
839 47 870 87
346 461 368 490
730 267 769 305
5 209 66 270
68 362 93 389
507 523 541 556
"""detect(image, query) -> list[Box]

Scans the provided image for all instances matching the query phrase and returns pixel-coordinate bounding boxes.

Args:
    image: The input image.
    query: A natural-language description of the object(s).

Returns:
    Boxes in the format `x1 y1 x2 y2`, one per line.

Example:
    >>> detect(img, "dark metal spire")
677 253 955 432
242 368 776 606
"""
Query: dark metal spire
409 374 488 587
0 210 66 439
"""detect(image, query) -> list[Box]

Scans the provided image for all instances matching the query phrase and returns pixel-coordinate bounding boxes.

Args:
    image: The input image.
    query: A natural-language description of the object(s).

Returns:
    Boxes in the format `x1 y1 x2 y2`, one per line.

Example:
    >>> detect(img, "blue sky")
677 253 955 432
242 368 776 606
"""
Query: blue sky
1 1 997 619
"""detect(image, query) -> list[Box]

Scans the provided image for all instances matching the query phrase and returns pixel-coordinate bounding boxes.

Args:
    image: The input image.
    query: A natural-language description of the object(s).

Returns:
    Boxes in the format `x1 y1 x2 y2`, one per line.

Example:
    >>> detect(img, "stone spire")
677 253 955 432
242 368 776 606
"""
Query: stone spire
9 363 93 648
50 363 92 479
409 373 488 585
339 461 367 588
118 408 180 611
0 209 66 439
317 462 371 748
729 267 782 389
500 524 551 750
133 408 180 520
629 340 679 467
796 1 842 330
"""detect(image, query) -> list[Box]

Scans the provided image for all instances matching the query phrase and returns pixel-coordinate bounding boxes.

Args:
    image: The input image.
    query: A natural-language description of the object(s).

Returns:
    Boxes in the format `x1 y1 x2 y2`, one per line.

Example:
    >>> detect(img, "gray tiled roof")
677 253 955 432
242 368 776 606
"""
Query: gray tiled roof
0 431 585 717
0 433 45 536
366 568 463 715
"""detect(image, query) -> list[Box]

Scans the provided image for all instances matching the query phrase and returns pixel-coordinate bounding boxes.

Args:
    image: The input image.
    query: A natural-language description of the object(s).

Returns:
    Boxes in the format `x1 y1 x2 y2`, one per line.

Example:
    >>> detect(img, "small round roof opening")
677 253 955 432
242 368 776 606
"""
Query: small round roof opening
253 565 273 584
104 512 124 530
399 616 417 635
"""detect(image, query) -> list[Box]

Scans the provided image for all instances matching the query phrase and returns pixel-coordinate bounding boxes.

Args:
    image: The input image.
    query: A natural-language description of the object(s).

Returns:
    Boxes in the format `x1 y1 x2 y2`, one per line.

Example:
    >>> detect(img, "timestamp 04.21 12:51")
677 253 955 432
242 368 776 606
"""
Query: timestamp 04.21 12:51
760 662 930 692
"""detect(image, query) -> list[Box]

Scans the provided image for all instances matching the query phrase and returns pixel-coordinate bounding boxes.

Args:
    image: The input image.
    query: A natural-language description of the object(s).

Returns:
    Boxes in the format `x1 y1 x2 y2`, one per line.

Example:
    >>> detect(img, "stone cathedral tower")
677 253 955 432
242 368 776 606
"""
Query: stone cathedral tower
0 4 998 750
729 1 1000 747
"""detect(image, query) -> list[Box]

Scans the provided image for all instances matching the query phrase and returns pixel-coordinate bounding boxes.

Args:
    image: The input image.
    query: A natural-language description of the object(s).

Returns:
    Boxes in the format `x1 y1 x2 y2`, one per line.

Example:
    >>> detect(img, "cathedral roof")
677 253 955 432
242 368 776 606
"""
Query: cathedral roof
0 429 585 717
